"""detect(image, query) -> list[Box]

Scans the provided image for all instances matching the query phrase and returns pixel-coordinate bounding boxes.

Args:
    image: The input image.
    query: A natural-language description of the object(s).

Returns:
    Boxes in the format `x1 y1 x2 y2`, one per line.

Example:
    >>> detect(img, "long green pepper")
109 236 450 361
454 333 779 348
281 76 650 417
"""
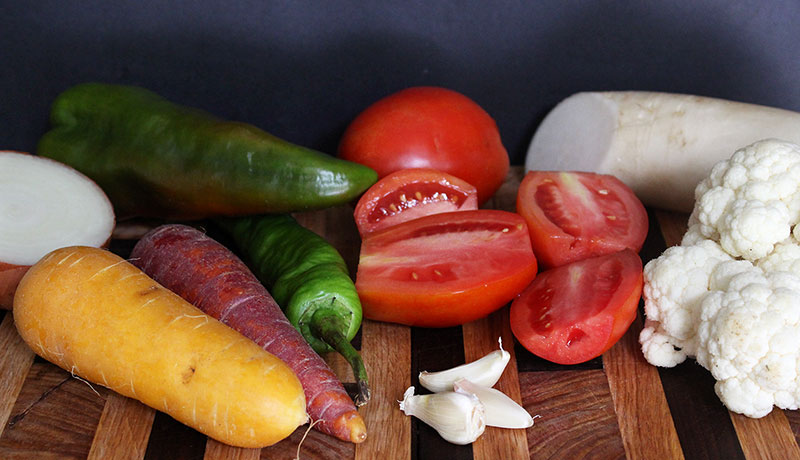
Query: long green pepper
37 83 377 219
216 214 370 405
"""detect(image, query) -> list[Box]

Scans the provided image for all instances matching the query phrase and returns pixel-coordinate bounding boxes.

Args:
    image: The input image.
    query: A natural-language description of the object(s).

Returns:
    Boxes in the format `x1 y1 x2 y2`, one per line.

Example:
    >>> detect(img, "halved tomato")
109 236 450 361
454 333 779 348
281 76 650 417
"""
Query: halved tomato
353 168 479 237
517 171 648 268
356 209 538 327
510 249 643 365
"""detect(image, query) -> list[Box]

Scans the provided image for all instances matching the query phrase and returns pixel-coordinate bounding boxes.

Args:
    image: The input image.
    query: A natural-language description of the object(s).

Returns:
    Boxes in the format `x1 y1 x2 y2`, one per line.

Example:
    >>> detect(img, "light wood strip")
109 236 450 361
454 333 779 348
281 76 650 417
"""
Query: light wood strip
88 393 155 460
203 438 261 460
0 313 35 439
731 410 800 460
604 314 684 460
462 308 529 460
354 320 411 460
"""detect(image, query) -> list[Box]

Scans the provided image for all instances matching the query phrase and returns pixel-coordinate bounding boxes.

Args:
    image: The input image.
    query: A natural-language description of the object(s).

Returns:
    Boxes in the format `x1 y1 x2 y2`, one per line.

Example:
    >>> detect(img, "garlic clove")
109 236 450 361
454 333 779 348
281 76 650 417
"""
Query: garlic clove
399 386 486 445
453 378 534 429
419 337 511 392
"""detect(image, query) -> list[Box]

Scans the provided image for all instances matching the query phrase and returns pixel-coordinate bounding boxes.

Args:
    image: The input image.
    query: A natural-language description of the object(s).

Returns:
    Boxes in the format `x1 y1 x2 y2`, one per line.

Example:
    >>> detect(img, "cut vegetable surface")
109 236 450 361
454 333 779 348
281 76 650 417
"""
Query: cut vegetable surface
526 91 800 212
516 170 648 268
353 168 479 237
511 249 643 365
216 214 369 404
37 83 377 219
130 224 366 443
356 209 538 327
338 86 509 204
0 151 114 309
13 246 307 448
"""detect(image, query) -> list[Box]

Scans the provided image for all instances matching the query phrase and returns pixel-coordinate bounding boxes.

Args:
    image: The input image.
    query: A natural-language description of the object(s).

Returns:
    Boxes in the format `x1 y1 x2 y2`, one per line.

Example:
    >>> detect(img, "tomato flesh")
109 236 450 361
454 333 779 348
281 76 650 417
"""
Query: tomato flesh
356 209 538 327
353 168 478 236
338 87 509 204
510 249 643 365
517 171 648 268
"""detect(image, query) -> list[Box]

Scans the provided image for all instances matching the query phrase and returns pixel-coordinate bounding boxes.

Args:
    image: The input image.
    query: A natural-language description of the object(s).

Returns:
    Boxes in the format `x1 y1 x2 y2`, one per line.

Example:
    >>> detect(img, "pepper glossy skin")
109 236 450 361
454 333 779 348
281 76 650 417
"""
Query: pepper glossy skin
217 214 370 404
37 83 377 219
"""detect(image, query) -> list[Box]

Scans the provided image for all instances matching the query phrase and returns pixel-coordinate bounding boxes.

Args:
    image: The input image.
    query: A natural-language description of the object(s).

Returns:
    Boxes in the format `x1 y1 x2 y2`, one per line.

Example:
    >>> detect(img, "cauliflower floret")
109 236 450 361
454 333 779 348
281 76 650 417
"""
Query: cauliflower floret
639 240 733 367
757 238 800 276
695 269 800 418
689 139 800 261
641 139 800 418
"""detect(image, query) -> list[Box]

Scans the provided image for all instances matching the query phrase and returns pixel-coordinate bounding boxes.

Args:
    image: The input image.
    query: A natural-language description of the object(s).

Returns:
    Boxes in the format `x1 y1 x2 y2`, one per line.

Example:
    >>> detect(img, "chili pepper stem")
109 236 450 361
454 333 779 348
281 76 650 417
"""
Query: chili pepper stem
310 306 371 406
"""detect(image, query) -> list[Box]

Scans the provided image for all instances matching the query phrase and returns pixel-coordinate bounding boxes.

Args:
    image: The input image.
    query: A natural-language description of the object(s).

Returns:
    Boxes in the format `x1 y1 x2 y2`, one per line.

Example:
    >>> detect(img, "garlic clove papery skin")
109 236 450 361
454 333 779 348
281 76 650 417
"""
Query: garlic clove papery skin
453 378 534 429
419 337 511 392
399 386 486 445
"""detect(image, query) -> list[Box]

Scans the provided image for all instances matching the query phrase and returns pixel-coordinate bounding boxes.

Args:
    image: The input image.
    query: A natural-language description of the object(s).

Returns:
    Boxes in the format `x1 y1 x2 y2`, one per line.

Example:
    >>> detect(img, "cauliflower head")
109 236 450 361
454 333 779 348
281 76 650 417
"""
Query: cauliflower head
640 139 800 418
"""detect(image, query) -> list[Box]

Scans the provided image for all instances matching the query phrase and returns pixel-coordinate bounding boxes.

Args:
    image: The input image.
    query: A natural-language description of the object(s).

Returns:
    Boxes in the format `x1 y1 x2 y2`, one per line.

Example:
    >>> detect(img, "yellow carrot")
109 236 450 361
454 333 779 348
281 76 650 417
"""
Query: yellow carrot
13 246 307 448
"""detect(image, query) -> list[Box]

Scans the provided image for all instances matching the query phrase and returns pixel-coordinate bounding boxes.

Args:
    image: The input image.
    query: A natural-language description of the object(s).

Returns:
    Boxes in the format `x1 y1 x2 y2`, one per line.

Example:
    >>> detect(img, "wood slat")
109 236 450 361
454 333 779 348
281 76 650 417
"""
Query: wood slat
604 314 683 460
88 393 155 460
0 312 35 439
354 320 411 460
730 411 800 460
521 370 625 459
203 439 260 460
463 308 529 460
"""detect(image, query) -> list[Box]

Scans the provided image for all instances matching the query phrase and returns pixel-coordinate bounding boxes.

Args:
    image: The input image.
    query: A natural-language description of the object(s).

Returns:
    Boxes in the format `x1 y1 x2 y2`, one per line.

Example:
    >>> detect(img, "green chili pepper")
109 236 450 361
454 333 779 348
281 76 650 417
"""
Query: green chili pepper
216 214 370 405
37 83 377 220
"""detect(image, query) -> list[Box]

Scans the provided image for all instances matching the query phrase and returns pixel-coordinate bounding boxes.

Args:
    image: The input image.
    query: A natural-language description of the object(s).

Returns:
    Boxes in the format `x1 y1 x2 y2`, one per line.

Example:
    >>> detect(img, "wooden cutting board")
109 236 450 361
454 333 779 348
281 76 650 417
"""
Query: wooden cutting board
1 167 799 460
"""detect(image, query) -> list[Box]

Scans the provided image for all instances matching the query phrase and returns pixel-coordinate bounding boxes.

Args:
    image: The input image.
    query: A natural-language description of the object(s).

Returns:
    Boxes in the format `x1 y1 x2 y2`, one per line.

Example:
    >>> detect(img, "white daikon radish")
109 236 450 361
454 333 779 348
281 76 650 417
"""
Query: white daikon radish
525 92 800 212
0 151 115 308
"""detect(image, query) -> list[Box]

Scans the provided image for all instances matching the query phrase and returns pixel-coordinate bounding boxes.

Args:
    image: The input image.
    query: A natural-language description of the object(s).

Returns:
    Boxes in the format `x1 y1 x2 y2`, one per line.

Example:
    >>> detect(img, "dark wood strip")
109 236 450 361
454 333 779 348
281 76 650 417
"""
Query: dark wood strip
515 344 603 372
410 325 472 460
143 411 207 460
659 363 746 460
0 363 106 460
648 209 746 460
521 370 625 459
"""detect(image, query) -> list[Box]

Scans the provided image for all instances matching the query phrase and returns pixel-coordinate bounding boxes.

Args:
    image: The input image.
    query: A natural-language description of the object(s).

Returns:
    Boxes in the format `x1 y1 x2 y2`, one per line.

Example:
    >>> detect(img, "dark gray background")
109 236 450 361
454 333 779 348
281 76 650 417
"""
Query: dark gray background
3 1 800 165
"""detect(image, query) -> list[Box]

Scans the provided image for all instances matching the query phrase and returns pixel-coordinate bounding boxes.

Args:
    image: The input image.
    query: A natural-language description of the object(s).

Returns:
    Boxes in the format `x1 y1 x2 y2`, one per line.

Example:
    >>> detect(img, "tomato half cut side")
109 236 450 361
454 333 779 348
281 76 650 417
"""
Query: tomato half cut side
510 249 642 365
356 209 538 327
516 171 648 268
353 168 479 237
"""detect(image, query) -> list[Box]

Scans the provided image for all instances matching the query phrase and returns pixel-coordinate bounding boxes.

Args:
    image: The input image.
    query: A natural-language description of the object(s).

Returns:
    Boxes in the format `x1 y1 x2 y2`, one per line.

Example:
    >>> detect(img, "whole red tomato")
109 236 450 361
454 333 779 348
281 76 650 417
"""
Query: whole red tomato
338 87 509 204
